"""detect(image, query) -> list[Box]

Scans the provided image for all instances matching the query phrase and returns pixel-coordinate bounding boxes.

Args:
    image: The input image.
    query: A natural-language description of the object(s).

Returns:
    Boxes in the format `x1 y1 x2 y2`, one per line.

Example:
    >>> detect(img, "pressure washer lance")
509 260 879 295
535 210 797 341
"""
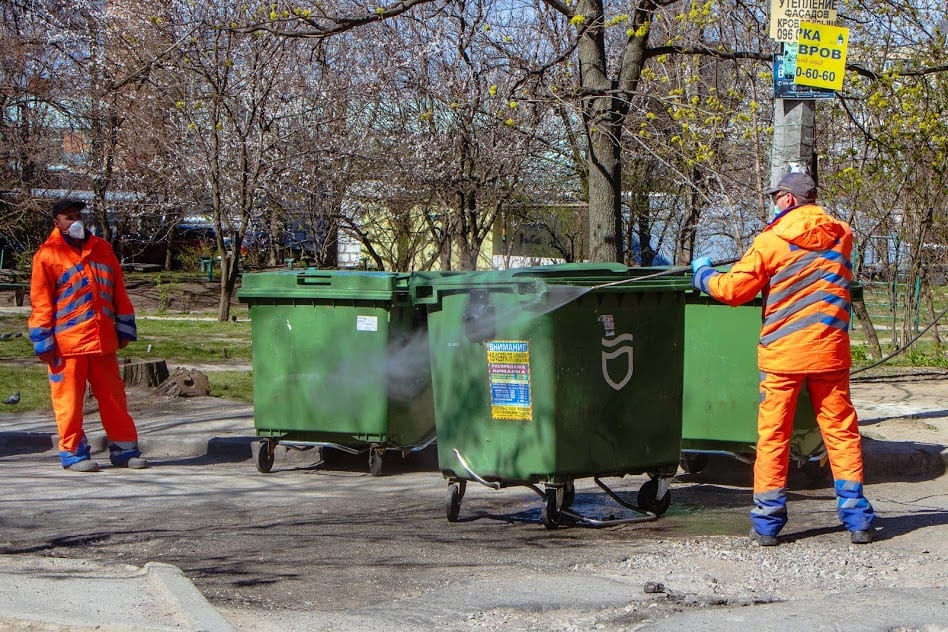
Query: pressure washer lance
589 258 740 291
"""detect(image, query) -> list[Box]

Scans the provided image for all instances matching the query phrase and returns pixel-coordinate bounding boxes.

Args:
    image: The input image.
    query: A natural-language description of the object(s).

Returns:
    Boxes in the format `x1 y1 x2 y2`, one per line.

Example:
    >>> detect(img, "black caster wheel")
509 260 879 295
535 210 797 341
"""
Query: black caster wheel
445 480 466 522
637 478 672 517
368 447 384 477
680 453 709 474
541 487 561 530
253 440 275 474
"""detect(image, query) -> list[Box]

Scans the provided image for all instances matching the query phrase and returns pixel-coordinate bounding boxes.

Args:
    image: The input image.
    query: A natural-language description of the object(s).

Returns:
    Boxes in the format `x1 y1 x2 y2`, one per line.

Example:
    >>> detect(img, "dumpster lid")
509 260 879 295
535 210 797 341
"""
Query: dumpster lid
409 263 692 306
238 269 411 301
411 263 692 290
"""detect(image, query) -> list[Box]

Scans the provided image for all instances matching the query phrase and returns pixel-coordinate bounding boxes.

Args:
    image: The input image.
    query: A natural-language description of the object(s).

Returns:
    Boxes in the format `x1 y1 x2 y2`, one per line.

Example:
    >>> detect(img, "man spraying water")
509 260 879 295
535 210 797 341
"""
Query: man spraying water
691 172 875 546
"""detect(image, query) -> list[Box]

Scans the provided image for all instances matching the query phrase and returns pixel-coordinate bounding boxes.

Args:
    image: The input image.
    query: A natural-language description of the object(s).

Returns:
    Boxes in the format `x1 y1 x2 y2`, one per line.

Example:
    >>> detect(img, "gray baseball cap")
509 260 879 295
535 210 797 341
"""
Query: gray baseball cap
765 173 817 201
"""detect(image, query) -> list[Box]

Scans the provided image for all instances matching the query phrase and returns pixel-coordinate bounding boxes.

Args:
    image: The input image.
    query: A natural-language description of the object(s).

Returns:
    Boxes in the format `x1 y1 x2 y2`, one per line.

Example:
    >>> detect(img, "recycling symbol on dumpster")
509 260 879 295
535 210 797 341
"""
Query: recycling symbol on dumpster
598 315 634 391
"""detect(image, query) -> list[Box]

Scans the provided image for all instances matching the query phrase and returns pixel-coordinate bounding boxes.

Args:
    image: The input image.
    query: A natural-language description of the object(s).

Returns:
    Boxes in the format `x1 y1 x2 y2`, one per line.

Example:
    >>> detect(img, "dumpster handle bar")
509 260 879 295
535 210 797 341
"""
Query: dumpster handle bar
452 448 502 489
681 447 826 466
681 448 755 465
271 437 437 457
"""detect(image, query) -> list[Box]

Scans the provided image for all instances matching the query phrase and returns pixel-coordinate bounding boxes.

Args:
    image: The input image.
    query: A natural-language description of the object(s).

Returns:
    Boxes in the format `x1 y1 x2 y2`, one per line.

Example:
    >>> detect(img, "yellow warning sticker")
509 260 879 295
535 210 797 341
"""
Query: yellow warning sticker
487 340 532 421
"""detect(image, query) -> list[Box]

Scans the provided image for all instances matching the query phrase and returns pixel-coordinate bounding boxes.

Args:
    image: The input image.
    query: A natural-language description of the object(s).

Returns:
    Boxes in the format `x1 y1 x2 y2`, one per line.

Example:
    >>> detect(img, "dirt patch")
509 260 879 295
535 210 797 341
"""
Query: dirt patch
124 277 233 314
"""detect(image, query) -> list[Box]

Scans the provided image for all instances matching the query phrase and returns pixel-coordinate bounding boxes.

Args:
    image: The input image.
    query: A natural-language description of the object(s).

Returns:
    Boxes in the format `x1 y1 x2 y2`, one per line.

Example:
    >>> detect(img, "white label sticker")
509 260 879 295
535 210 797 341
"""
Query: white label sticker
356 315 378 332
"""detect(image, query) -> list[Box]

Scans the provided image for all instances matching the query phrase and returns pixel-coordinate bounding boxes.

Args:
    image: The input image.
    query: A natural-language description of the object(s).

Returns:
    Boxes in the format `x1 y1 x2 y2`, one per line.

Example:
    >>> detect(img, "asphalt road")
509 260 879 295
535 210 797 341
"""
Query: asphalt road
0 442 945 630
0 368 945 630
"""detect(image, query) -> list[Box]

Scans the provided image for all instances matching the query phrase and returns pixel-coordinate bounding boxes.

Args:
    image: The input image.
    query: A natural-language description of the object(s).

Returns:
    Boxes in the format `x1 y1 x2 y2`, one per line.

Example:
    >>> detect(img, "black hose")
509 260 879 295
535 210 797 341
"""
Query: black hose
591 258 739 290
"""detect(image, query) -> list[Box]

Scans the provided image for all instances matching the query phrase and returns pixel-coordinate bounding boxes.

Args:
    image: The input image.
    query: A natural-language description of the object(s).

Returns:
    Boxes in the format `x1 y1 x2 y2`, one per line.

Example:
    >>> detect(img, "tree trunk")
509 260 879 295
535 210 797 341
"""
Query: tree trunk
852 298 882 360
576 1 622 263
218 253 235 322
900 205 933 350
121 359 170 388
585 123 623 262
572 0 651 263
922 285 942 345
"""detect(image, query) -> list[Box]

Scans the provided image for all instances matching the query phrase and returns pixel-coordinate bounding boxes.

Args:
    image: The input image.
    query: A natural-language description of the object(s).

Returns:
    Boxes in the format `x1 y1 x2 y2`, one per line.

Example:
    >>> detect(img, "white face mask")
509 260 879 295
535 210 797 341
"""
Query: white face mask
66 220 85 240
772 204 782 218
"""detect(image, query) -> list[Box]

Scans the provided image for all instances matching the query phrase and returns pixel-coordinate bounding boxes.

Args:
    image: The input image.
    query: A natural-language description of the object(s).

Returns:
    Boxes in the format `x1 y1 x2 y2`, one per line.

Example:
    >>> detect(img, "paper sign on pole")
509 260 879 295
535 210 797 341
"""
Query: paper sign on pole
769 0 838 43
774 45 836 99
794 22 849 91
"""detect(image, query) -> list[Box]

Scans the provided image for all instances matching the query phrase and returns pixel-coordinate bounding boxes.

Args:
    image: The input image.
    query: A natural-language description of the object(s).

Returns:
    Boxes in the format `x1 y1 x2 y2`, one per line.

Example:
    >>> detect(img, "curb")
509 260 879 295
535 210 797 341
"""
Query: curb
145 562 237 631
137 435 256 459
0 431 53 454
862 437 947 480
0 556 234 631
0 432 256 461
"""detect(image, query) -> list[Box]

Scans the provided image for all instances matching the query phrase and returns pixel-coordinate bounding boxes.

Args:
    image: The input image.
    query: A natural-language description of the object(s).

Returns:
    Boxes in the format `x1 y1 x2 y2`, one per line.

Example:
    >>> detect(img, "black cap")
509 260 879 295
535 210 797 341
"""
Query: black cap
51 198 86 218
765 172 817 202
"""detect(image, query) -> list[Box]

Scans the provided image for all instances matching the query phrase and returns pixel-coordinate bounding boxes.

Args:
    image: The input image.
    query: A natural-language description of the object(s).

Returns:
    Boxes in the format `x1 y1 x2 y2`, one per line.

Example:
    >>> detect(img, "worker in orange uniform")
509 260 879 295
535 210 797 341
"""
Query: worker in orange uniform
691 172 875 546
28 198 147 472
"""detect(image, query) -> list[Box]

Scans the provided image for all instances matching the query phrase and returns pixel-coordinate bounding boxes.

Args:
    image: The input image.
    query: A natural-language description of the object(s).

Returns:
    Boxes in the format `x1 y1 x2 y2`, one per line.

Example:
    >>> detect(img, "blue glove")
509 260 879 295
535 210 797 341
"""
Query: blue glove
691 256 712 273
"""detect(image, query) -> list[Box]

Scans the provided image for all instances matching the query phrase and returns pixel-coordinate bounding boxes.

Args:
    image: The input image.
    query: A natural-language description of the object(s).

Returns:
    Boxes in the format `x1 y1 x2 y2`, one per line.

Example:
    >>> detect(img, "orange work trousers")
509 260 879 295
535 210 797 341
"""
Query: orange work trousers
49 353 138 455
755 369 864 493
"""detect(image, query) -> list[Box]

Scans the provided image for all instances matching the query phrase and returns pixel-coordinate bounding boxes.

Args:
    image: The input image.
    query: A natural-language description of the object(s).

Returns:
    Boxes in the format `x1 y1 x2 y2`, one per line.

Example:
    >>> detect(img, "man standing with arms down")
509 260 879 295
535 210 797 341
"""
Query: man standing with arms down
28 198 147 472
691 172 875 546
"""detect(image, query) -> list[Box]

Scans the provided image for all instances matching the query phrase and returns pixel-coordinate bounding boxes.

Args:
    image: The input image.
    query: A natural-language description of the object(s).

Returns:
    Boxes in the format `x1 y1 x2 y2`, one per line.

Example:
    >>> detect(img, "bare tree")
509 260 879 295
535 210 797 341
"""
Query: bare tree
0 1 65 255
148 1 317 320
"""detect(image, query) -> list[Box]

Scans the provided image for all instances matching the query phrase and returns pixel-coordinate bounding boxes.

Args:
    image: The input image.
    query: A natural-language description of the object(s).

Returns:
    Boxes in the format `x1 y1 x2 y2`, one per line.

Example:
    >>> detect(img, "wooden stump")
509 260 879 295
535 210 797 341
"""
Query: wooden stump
121 359 170 388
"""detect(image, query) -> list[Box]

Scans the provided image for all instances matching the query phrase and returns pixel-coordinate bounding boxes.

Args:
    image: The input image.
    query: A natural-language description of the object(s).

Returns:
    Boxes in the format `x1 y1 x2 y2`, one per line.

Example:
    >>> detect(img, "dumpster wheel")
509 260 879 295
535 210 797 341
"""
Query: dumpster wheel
679 453 709 474
368 444 385 477
445 480 466 522
252 439 276 474
541 487 562 530
637 478 672 517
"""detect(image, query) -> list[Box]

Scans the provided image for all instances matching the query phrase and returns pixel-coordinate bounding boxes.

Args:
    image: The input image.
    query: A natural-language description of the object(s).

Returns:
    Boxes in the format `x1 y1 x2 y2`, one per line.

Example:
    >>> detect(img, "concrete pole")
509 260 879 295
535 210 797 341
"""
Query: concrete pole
770 98 816 185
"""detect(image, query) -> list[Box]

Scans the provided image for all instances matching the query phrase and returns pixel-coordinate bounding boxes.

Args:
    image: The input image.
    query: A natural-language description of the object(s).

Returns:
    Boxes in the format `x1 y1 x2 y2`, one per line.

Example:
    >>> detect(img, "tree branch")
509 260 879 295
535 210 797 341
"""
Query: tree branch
108 25 201 91
236 0 445 39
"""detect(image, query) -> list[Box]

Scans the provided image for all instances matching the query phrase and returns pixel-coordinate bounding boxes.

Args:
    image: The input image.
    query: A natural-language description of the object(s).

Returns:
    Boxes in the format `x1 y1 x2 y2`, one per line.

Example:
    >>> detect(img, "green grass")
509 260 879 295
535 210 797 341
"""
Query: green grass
851 281 947 369
0 365 53 411
207 370 254 403
0 312 252 364
131 315 251 363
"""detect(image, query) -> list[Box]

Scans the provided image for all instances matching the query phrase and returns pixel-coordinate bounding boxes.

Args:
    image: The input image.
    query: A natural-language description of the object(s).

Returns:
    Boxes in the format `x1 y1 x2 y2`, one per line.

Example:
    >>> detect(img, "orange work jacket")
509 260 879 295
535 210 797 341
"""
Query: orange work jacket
28 229 137 357
694 203 853 374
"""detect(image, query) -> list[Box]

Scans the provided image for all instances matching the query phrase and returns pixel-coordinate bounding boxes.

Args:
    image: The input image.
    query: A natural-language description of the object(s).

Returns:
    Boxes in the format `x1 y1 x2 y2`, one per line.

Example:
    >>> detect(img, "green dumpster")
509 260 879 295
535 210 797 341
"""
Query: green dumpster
680 291 823 473
238 269 435 476
411 263 688 528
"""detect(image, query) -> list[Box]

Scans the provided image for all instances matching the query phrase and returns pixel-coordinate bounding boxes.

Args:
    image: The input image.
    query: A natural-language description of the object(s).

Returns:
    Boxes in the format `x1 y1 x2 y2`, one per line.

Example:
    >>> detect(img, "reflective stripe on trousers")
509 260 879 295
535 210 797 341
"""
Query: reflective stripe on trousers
751 488 788 536
836 479 875 532
754 370 874 533
50 354 138 466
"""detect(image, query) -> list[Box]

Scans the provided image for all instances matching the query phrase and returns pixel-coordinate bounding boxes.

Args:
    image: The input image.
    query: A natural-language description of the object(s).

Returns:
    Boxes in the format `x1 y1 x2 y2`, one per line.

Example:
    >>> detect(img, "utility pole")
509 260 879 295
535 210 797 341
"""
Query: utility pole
770 98 816 185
